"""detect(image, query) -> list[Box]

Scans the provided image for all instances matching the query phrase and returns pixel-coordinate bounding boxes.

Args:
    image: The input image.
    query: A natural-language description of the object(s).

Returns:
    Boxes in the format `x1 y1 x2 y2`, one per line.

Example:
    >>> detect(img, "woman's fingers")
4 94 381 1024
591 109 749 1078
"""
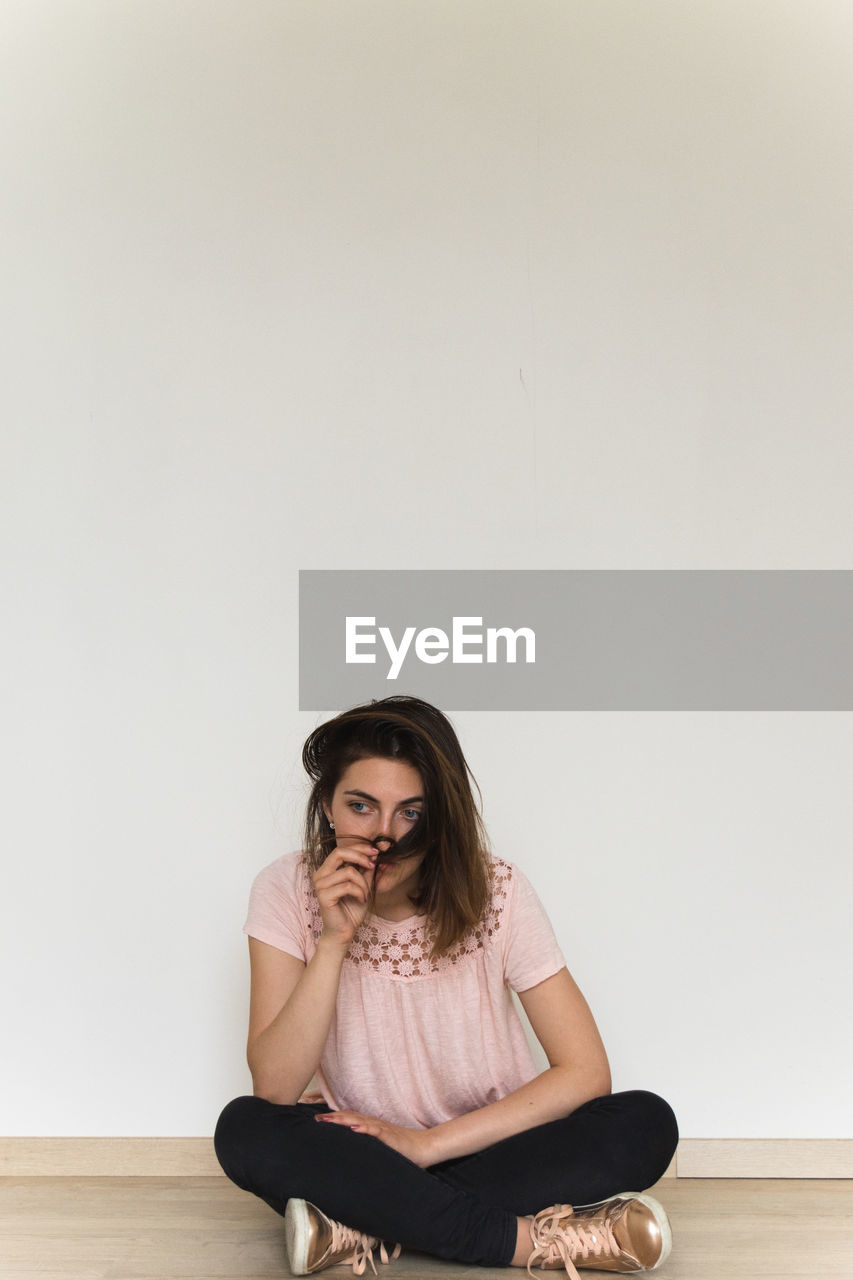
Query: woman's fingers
320 841 377 873
320 861 372 882
314 850 372 883
313 838 379 944
316 865 372 899
314 849 377 932
316 1109 376 1129
331 836 381 864
315 844 376 897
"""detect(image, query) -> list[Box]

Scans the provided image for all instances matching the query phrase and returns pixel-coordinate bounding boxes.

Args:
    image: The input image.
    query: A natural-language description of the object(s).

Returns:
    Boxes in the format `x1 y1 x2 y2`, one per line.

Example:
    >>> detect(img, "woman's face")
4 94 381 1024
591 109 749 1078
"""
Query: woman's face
323 755 426 911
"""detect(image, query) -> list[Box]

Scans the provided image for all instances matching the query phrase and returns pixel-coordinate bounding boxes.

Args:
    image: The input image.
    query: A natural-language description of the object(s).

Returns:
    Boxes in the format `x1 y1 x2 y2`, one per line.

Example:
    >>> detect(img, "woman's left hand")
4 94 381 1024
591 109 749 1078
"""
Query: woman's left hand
315 1110 436 1168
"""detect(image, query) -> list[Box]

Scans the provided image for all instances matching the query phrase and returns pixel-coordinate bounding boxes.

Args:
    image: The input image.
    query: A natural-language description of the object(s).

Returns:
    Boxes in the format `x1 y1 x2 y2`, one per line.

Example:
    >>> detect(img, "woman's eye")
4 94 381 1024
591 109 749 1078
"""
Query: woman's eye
402 808 421 822
349 801 369 814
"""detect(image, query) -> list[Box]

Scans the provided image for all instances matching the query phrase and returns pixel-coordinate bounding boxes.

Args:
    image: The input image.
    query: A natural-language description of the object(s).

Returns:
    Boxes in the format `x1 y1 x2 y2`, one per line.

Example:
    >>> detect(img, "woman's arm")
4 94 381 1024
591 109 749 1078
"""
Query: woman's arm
247 842 379 1104
426 965 611 1161
246 935 347 1103
318 965 611 1166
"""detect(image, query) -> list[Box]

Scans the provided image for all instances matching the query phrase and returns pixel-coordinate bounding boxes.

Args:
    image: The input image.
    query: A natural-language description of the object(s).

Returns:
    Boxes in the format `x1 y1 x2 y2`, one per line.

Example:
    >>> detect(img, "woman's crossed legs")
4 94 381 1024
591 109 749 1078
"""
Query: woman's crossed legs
214 1089 678 1268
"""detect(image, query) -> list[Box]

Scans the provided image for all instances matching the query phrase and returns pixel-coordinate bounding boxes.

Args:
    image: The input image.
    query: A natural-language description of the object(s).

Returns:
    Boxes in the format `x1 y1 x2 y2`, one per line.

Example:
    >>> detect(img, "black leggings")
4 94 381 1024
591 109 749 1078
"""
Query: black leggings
214 1090 678 1268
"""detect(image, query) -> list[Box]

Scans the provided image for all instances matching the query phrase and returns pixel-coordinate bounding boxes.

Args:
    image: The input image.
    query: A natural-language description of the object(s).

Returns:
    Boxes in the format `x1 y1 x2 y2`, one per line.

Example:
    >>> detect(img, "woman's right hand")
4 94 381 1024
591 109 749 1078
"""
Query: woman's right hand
312 838 378 948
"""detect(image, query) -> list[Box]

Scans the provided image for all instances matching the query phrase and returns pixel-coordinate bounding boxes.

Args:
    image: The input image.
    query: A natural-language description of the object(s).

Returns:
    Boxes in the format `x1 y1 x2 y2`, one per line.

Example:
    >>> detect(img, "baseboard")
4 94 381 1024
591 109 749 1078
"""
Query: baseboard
1 1137 849 1179
0 1136 673 1178
676 1139 853 1178
0 1138 221 1177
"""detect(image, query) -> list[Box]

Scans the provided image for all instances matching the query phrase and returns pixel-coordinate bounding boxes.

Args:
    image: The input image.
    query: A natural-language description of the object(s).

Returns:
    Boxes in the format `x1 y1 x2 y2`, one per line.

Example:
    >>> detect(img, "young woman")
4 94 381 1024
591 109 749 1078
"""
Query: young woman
214 697 678 1277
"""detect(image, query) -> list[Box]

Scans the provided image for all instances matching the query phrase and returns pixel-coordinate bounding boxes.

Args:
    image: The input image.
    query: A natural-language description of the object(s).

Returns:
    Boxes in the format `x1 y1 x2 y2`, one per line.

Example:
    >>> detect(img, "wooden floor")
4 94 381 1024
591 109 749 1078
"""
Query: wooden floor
0 1175 850 1280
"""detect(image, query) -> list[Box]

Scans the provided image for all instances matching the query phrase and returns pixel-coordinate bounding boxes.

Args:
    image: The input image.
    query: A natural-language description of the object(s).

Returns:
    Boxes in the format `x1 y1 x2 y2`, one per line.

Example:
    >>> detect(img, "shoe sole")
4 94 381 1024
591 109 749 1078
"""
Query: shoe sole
284 1197 312 1275
613 1192 673 1270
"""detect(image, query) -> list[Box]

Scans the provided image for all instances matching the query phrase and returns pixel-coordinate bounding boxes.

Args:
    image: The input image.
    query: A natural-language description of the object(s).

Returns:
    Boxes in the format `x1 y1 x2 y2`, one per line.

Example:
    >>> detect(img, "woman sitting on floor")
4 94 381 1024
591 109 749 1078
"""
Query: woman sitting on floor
215 696 678 1277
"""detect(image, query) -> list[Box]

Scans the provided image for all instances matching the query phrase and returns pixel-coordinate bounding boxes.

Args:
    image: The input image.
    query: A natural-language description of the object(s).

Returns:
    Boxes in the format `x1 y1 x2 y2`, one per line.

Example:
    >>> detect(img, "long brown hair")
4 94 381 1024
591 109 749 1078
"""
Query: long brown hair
302 696 490 957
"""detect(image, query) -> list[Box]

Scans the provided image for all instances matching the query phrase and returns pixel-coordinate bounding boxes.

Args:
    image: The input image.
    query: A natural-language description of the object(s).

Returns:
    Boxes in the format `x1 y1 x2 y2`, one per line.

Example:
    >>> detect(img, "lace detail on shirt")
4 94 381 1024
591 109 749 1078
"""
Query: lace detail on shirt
301 857 512 980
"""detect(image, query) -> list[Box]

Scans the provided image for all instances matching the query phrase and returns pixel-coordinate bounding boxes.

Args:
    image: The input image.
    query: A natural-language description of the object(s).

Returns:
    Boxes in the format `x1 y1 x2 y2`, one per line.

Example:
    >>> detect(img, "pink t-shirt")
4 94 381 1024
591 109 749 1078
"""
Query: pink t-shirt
244 852 566 1130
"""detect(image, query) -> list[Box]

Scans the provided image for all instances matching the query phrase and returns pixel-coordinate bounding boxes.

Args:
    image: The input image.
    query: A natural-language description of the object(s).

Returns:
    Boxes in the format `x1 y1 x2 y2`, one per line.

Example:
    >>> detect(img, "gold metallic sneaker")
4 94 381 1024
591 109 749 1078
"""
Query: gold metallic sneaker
527 1193 672 1277
284 1198 401 1276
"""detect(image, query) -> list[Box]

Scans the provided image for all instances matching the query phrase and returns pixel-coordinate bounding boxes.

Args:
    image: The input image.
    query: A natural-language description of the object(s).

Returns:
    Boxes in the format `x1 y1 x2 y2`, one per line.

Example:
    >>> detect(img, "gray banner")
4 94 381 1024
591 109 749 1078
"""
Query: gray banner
299 570 853 710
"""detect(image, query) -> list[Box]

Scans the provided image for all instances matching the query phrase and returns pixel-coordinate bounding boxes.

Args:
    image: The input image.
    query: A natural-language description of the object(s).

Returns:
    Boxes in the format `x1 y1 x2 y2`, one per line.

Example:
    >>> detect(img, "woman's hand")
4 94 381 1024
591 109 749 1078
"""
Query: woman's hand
316 1109 436 1169
312 838 378 948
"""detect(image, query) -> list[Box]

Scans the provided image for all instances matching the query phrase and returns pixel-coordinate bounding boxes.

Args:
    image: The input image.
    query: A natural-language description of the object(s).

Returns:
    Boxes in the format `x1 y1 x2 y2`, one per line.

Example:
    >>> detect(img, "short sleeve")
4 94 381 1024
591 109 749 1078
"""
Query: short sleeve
243 851 309 961
502 863 566 992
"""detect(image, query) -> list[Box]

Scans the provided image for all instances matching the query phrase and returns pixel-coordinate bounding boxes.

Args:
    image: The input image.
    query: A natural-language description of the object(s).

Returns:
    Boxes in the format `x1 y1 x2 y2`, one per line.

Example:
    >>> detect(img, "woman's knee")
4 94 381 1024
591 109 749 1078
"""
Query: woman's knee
214 1094 326 1193
618 1089 679 1175
214 1095 266 1186
628 1091 678 1147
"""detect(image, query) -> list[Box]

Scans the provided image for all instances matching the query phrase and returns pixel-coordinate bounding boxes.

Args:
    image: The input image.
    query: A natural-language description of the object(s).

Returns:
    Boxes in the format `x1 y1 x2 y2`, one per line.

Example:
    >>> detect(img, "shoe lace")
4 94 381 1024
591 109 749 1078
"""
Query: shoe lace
527 1204 620 1280
328 1219 402 1276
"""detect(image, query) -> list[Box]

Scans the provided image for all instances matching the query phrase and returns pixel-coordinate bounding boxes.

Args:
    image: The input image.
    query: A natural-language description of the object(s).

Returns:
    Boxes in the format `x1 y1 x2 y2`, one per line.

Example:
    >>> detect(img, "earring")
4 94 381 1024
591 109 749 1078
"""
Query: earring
329 821 335 831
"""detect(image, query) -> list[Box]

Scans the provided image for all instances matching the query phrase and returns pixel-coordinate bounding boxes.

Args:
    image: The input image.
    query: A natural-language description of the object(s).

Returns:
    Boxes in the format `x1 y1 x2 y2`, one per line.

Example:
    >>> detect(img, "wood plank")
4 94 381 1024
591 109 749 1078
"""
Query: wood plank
3 1137 851 1179
0 1137 673 1179
677 1139 853 1178
0 1139 221 1177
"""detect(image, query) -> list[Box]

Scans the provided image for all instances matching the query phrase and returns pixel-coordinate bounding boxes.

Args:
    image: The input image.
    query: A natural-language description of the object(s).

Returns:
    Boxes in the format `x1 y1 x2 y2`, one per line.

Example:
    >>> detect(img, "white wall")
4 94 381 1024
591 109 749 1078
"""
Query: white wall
2 1 851 1138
